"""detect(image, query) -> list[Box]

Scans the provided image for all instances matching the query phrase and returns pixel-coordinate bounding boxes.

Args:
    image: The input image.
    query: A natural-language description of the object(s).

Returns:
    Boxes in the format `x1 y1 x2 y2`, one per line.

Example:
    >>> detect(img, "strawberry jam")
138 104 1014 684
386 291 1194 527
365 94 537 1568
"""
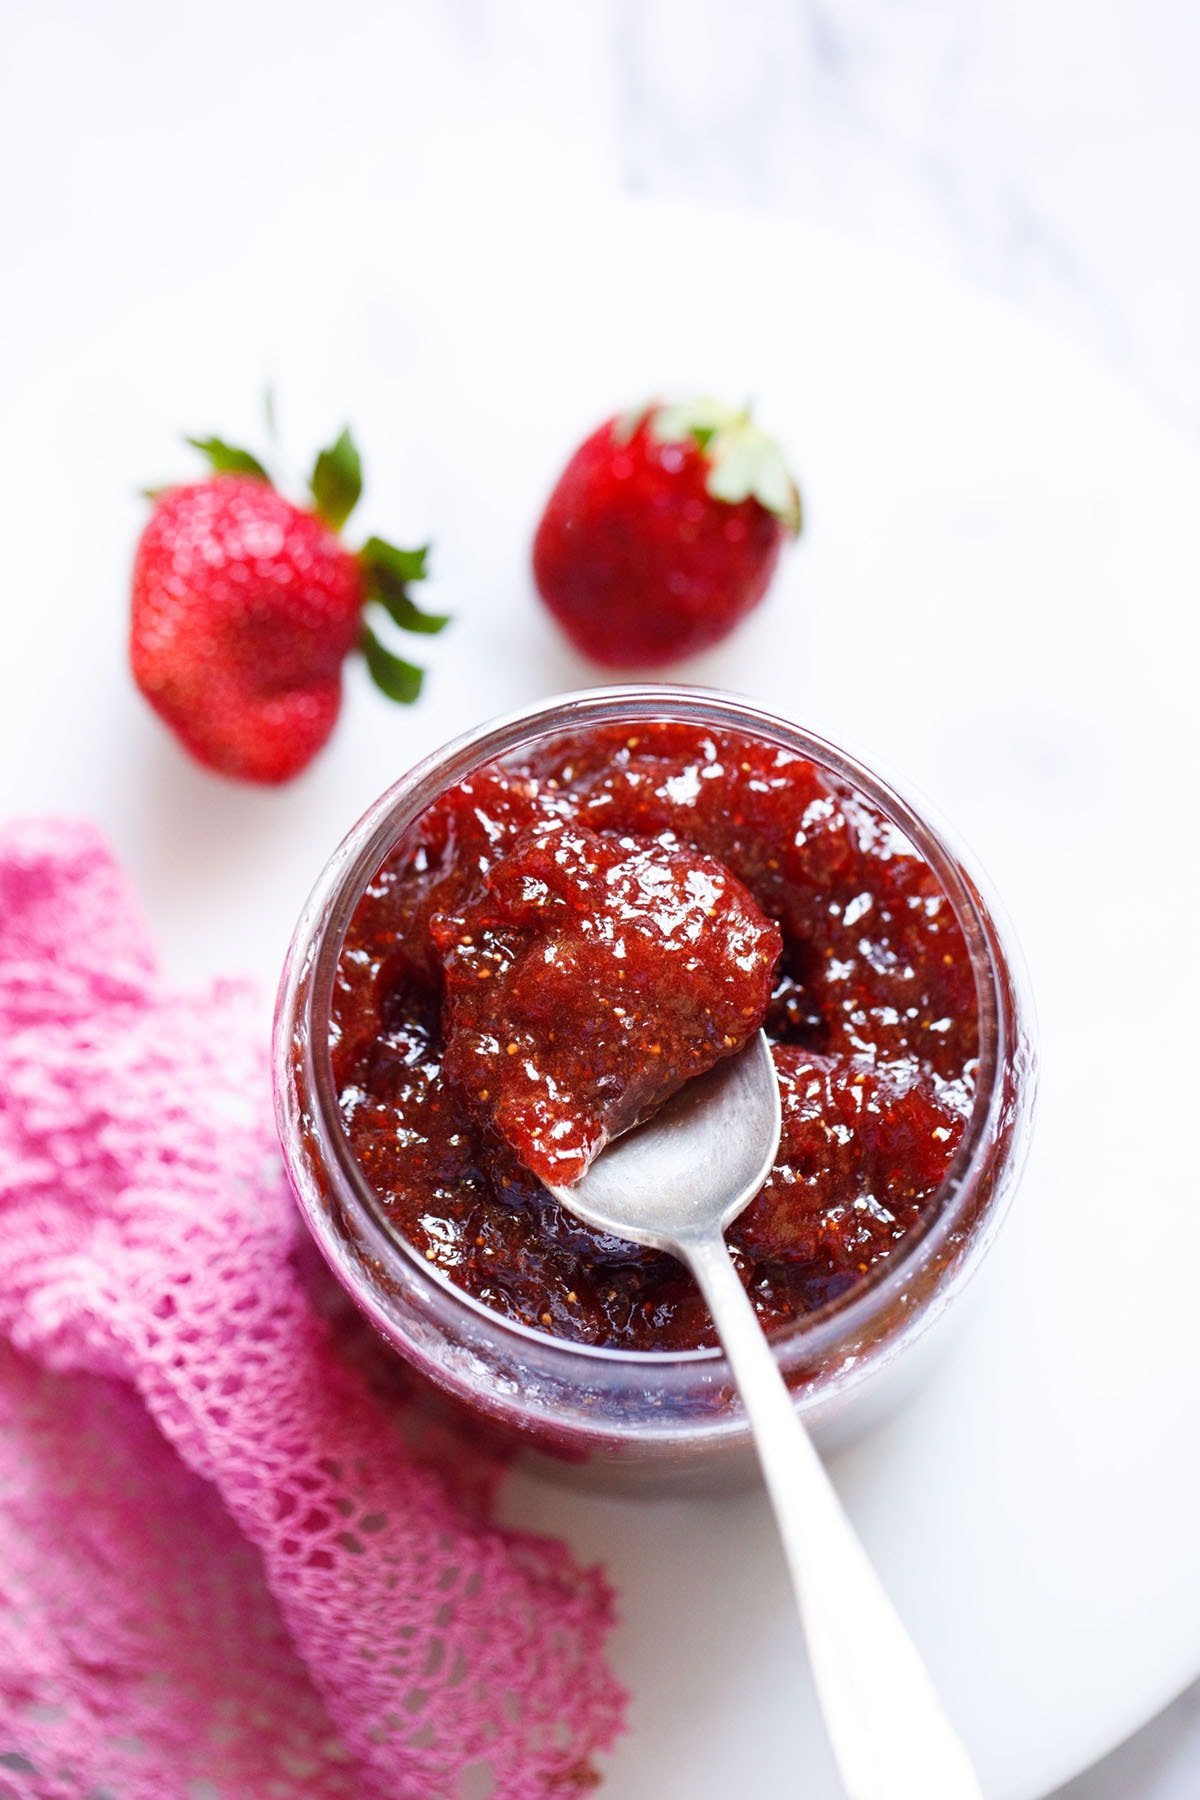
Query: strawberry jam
332 723 979 1351
433 822 780 1187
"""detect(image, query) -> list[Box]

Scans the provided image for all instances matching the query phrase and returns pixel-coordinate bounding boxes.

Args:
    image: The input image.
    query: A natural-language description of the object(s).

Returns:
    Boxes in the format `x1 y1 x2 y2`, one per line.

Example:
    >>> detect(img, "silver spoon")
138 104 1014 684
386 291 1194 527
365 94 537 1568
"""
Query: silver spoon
548 1030 983 1800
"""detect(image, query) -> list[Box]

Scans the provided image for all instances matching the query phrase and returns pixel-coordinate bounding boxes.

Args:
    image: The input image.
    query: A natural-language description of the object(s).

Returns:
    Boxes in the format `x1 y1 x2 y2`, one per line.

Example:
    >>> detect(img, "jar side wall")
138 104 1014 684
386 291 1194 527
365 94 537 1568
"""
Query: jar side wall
273 686 1037 1464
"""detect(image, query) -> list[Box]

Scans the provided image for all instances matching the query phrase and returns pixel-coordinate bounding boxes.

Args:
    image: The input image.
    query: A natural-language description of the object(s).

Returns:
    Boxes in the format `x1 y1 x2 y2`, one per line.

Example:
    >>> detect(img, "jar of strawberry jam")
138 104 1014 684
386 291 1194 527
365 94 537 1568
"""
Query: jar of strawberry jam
274 687 1034 1483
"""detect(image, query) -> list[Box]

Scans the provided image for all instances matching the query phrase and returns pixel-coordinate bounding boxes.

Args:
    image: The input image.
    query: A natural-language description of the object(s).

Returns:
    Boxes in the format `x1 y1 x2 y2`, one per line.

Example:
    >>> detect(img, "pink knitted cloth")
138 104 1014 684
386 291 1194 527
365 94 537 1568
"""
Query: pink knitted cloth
0 821 625 1800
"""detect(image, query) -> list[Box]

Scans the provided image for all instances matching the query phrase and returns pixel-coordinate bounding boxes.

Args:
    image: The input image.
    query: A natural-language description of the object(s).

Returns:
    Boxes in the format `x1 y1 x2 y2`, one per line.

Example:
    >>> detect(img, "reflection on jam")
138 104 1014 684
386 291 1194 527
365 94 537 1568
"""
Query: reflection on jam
332 723 979 1351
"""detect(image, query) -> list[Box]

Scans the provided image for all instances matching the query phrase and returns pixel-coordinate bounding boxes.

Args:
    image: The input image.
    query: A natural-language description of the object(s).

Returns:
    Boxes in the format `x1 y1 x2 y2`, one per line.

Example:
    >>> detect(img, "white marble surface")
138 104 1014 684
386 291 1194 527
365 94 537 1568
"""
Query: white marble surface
2 3 1197 1792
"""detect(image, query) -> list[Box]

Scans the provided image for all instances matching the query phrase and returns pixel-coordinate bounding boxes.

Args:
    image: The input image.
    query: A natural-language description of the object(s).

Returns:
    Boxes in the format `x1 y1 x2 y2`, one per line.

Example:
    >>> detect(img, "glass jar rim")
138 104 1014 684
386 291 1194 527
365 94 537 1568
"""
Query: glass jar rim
278 683 1021 1381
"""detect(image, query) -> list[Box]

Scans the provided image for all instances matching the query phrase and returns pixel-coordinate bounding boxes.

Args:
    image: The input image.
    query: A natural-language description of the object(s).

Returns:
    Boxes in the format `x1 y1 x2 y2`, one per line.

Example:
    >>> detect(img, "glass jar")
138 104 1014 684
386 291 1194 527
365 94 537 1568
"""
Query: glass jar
273 686 1035 1485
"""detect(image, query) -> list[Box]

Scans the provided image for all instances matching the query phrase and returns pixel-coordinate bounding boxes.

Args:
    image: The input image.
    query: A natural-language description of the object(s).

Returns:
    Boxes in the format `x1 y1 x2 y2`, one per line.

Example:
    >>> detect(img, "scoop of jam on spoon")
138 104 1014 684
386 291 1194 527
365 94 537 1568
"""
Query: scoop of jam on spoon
548 1031 984 1800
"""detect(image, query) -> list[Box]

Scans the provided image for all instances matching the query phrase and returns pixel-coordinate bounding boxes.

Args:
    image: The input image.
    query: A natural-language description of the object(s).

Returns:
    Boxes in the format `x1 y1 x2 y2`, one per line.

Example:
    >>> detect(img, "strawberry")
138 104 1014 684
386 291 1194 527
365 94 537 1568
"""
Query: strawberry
130 427 447 784
532 397 801 668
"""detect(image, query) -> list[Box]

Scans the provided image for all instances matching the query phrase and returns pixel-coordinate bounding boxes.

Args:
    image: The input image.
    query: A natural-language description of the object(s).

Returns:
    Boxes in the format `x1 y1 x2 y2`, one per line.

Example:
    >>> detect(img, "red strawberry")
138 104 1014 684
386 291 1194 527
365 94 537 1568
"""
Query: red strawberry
533 397 801 668
131 428 448 784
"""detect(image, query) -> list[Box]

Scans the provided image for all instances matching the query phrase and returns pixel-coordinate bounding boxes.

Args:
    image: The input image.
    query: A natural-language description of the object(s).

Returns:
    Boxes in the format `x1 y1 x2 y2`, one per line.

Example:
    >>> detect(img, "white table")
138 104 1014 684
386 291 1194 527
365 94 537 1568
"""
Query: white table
3 6 1197 1791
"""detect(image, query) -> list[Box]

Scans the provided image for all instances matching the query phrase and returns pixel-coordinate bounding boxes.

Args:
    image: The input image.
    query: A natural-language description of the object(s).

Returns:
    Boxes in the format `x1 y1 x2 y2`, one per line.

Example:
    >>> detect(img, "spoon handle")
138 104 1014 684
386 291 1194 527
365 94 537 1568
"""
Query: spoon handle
684 1231 985 1800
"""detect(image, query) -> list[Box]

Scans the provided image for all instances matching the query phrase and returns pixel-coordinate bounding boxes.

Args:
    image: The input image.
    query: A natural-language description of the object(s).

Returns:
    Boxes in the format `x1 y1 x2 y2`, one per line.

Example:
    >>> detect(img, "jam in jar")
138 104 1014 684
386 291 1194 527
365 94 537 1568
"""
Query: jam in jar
275 689 1033 1474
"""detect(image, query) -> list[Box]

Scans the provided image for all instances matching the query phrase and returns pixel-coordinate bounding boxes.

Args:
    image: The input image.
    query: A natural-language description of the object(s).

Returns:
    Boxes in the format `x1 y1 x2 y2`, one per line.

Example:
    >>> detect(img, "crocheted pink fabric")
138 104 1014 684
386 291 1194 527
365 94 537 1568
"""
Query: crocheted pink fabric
0 821 625 1800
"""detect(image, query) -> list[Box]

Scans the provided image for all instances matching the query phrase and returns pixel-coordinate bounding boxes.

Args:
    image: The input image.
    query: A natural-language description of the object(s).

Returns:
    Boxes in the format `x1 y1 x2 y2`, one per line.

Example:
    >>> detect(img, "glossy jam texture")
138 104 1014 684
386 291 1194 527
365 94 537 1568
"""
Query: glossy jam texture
434 821 780 1186
331 723 980 1351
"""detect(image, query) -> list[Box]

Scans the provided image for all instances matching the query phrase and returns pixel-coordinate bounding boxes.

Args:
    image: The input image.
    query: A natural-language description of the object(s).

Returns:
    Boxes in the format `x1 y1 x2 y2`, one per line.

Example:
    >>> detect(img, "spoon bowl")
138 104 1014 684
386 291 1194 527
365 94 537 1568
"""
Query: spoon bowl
548 1032 781 1253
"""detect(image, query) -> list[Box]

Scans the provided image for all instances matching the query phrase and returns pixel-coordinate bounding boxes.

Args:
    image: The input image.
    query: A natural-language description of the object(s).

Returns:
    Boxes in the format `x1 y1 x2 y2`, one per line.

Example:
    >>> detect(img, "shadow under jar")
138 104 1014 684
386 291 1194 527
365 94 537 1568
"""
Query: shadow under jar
274 687 1035 1488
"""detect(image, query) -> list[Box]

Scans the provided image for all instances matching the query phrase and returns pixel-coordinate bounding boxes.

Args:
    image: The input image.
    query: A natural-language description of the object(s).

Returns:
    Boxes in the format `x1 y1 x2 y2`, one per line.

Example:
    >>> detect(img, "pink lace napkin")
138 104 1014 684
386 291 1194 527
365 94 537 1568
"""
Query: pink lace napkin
0 821 625 1799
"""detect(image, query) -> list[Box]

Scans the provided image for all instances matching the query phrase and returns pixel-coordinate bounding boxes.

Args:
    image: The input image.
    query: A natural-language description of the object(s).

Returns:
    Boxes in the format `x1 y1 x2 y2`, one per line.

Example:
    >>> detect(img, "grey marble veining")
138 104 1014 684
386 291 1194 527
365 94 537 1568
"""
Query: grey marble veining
602 0 1200 441
397 0 1200 444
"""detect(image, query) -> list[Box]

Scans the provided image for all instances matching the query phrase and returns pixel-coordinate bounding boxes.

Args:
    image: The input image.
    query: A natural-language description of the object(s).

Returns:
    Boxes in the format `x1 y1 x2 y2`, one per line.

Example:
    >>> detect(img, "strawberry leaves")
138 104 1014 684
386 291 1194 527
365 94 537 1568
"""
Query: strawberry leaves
358 536 449 705
161 414 447 712
649 398 803 535
706 433 802 531
374 585 450 637
310 428 363 531
359 625 425 703
186 436 272 481
650 396 740 455
361 538 449 634
361 537 429 589
308 435 450 699
304 429 450 703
